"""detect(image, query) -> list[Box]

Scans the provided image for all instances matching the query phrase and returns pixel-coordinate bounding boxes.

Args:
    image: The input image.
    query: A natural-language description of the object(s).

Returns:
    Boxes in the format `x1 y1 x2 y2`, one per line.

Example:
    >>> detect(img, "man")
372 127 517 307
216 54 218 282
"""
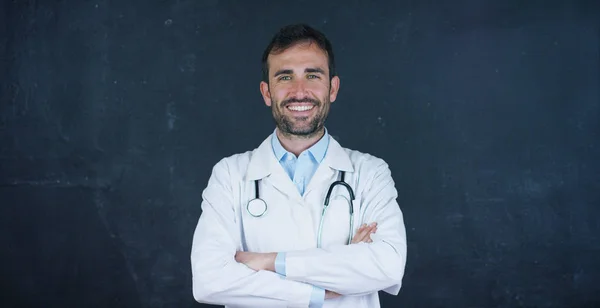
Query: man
191 23 407 307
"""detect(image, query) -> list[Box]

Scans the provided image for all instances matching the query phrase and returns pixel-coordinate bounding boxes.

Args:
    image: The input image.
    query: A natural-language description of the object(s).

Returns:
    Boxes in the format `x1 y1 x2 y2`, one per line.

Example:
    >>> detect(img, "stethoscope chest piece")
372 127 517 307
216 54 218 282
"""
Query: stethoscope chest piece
247 198 267 217
246 171 354 247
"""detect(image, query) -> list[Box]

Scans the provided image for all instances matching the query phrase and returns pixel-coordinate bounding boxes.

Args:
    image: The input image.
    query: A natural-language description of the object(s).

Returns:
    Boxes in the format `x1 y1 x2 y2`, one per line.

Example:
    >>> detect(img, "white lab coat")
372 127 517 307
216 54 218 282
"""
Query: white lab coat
191 133 407 308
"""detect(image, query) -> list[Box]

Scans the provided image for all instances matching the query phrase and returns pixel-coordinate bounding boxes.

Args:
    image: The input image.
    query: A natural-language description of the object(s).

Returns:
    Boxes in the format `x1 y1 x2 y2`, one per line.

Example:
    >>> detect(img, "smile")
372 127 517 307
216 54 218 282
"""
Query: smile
287 105 314 111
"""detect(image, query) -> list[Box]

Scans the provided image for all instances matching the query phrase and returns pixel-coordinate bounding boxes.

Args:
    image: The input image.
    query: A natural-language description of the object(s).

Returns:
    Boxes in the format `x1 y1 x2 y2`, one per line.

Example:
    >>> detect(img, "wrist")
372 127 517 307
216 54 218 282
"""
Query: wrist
264 252 277 272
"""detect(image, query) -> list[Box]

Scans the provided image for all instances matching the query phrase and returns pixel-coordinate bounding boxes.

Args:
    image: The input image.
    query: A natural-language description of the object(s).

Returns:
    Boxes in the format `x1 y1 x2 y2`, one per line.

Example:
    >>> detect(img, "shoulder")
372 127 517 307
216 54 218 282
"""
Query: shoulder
209 150 253 175
341 146 398 198
343 147 391 175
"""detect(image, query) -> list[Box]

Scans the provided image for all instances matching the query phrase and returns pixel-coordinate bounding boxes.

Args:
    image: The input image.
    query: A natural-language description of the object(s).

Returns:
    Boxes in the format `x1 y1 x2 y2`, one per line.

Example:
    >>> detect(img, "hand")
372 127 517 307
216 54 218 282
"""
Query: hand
325 290 342 299
351 222 377 244
324 224 376 300
236 252 343 300
234 251 276 272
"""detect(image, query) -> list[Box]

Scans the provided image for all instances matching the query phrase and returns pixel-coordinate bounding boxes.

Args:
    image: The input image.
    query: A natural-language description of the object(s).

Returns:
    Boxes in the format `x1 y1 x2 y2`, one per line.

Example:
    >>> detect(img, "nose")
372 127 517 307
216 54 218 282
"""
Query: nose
290 78 308 96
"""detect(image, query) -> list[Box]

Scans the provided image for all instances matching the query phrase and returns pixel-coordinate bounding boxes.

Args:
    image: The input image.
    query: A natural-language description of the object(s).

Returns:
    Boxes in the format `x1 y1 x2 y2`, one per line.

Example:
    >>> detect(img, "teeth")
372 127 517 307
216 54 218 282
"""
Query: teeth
288 105 313 111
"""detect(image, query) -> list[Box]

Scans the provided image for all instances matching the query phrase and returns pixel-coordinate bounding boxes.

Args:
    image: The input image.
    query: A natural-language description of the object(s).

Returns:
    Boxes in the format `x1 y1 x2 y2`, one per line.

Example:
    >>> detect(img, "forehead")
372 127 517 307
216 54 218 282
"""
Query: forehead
268 42 329 73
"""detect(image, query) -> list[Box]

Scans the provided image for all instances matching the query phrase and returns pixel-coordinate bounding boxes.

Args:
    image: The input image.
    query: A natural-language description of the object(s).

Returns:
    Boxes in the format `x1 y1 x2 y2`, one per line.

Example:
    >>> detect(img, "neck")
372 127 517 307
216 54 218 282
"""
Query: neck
276 127 325 157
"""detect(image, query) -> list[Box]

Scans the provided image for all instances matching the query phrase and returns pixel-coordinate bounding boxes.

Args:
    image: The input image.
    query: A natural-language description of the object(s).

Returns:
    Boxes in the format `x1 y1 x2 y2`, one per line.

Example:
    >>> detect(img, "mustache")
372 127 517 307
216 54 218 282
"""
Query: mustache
282 97 320 106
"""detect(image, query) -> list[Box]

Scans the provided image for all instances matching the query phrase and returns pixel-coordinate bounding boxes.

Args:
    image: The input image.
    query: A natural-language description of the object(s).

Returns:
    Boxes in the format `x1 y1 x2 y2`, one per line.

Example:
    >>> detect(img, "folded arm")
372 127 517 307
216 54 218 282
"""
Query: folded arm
276 161 407 296
191 159 321 307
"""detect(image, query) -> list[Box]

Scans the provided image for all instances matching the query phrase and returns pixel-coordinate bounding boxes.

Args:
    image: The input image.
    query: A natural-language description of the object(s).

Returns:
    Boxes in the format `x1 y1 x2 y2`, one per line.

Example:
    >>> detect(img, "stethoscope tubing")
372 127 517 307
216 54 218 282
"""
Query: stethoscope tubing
248 171 355 248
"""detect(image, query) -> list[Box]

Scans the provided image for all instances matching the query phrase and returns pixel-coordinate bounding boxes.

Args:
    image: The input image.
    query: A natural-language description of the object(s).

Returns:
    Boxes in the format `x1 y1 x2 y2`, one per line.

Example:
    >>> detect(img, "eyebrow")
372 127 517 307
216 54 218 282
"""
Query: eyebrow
305 67 325 74
273 69 293 77
273 67 326 77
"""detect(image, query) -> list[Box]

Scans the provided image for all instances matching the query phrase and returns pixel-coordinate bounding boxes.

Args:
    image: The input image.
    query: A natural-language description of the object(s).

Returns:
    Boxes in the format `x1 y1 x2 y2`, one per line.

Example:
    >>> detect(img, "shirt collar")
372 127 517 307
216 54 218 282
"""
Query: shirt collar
271 128 330 163
245 131 353 182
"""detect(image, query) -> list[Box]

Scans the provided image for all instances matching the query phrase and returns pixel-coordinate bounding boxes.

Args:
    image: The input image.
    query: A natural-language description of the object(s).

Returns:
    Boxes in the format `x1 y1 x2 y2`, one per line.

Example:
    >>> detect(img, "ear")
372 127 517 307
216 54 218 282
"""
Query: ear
329 75 340 103
260 81 272 107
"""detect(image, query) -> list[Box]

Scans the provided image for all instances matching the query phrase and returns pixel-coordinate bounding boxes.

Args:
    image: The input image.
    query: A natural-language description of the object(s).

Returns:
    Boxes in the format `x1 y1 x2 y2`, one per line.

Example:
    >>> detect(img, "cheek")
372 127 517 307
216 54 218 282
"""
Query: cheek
272 89 293 104
312 83 331 97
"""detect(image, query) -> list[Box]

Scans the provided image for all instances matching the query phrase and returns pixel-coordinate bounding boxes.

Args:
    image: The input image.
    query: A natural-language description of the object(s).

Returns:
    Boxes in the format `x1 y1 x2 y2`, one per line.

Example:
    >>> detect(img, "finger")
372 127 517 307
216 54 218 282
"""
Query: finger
351 232 364 244
351 224 369 243
361 224 378 243
367 227 377 242
370 225 378 234
352 223 376 243
364 228 376 243
367 225 378 238
354 223 376 240
355 223 368 236
362 223 376 235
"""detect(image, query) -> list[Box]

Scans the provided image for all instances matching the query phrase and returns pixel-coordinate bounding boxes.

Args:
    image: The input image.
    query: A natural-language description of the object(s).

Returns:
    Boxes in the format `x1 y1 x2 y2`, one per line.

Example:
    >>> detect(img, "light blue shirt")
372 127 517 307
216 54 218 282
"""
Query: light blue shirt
272 128 329 308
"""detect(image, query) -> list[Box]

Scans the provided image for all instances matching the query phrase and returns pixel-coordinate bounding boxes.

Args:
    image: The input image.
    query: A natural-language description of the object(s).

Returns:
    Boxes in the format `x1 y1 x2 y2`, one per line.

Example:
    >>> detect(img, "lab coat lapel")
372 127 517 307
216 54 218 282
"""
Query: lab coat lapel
305 136 354 196
245 135 302 202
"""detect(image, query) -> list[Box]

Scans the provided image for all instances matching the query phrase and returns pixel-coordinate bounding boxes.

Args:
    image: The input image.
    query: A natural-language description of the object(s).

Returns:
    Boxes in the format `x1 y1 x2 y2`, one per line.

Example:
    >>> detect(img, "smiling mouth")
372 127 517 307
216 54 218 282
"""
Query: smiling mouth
287 105 314 112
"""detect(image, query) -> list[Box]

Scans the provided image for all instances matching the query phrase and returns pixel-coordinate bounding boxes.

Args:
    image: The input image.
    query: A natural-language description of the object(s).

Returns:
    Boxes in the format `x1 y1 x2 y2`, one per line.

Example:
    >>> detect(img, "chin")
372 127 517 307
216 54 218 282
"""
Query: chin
289 126 322 136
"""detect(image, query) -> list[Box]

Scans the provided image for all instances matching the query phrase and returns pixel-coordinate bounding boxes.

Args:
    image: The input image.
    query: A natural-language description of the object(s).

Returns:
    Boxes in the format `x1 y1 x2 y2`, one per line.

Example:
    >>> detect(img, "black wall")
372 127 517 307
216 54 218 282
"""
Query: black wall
1 1 599 307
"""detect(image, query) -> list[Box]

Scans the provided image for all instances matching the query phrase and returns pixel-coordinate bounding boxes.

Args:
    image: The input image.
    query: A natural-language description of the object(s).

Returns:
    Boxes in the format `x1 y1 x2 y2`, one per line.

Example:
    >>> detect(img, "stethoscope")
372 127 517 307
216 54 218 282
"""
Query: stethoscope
246 171 355 248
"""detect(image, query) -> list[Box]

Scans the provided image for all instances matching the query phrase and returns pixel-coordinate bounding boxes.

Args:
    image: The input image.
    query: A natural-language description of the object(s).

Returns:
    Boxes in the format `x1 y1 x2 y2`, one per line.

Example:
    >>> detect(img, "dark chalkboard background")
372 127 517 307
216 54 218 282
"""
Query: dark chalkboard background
1 1 599 307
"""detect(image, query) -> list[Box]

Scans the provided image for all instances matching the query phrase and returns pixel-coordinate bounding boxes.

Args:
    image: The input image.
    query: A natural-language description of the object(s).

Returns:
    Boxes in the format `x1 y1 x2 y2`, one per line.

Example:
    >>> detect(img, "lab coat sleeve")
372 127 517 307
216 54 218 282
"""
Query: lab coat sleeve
282 160 407 296
191 159 314 307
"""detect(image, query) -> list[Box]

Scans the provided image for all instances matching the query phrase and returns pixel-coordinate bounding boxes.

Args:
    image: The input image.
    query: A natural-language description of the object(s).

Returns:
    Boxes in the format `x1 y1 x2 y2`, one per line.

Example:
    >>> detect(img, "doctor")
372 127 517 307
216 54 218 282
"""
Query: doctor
191 23 407 307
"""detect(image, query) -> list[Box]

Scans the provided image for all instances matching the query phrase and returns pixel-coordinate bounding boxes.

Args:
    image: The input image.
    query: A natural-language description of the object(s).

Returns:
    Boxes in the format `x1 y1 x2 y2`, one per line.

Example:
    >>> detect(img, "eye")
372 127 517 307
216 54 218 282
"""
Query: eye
307 74 320 79
278 75 291 81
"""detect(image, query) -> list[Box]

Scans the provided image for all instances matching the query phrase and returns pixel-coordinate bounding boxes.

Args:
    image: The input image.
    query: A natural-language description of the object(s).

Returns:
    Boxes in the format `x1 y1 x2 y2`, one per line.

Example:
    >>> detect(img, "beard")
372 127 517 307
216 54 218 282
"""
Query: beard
271 94 330 138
